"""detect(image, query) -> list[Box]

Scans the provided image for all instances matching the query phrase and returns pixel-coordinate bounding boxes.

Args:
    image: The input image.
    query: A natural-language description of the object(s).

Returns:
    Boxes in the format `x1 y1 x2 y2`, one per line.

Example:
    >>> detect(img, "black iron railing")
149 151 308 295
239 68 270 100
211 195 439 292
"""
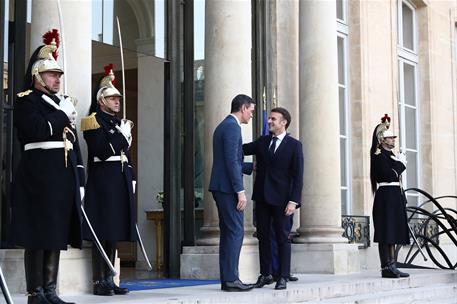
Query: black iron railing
341 215 370 248
397 188 457 270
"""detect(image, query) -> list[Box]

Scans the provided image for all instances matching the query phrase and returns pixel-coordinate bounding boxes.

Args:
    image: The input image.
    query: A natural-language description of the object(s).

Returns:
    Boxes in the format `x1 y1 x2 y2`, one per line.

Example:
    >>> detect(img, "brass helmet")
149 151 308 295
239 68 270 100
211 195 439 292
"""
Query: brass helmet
96 64 123 102
375 114 397 142
31 29 64 87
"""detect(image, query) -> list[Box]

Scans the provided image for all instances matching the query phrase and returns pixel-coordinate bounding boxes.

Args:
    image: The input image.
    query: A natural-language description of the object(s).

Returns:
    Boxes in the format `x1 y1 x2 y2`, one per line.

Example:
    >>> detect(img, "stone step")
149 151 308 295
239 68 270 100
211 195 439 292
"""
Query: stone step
316 283 457 304
2 269 456 304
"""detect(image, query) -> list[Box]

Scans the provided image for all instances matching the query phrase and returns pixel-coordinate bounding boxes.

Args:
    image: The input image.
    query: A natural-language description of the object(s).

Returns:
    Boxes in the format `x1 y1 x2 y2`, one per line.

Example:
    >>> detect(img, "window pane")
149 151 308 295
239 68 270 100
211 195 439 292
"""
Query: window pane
405 107 417 149
341 189 348 215
406 194 418 207
404 62 415 106
92 0 103 41
340 138 347 187
91 0 165 57
336 0 344 21
406 151 418 188
337 36 345 85
402 3 414 50
339 86 346 135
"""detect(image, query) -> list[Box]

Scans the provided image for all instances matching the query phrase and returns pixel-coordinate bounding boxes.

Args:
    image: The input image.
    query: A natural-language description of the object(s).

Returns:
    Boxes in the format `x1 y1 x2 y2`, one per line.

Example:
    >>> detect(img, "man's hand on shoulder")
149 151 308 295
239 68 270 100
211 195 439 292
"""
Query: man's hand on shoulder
237 192 247 211
284 202 297 216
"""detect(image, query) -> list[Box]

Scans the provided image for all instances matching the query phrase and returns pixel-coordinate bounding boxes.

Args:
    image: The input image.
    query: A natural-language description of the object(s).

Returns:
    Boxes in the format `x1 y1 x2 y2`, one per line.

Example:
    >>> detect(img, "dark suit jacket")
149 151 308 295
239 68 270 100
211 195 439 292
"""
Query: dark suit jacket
243 134 304 207
209 115 250 194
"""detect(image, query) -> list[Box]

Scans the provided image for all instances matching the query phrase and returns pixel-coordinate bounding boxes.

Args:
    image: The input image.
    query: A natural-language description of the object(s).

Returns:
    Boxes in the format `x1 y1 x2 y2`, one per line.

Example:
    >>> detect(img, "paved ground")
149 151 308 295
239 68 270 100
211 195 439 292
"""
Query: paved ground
1 269 456 304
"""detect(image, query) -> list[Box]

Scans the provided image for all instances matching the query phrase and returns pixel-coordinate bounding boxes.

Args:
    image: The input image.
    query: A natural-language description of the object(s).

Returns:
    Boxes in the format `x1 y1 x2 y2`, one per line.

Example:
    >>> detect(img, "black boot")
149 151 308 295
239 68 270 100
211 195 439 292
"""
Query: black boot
42 250 75 304
92 244 114 296
379 244 399 278
105 242 129 295
389 245 409 278
25 250 50 304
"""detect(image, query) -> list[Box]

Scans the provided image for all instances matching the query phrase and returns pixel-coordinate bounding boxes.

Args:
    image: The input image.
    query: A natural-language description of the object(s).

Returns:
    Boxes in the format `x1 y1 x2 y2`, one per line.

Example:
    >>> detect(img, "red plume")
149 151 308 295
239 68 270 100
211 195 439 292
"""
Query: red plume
381 114 390 123
381 113 391 128
103 64 116 85
42 29 60 60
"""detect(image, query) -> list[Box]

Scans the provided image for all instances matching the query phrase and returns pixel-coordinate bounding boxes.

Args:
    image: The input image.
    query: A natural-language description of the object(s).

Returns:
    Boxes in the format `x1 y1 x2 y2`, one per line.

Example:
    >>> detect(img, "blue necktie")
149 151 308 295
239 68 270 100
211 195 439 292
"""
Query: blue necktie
269 137 277 158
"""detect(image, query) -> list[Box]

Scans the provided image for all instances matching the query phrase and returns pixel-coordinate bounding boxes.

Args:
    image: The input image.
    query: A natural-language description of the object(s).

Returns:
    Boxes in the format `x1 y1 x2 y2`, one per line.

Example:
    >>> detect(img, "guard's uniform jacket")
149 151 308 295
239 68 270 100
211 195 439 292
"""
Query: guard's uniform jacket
11 88 85 250
82 109 137 242
372 147 410 245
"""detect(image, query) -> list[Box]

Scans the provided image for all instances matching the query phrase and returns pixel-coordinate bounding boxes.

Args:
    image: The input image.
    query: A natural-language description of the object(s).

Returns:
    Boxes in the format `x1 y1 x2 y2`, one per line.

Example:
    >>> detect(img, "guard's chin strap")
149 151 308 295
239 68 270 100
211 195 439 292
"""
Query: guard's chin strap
34 75 58 95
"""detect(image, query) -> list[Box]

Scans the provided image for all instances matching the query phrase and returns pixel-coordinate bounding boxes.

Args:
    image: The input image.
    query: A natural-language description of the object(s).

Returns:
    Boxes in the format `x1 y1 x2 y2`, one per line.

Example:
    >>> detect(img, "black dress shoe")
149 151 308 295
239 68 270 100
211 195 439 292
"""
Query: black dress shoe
381 264 401 278
93 280 115 296
221 280 254 292
254 275 274 288
288 275 299 282
106 277 129 295
274 277 287 290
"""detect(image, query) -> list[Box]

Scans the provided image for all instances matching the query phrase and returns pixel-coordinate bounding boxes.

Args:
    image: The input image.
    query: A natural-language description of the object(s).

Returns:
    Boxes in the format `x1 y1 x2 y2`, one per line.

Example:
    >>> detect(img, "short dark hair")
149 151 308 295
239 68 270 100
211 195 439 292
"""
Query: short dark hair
271 107 291 129
230 94 255 113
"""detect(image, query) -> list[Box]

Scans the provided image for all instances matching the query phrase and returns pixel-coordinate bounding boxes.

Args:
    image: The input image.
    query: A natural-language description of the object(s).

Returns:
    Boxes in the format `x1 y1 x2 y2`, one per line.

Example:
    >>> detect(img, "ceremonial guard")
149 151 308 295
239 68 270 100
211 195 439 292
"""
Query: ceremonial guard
81 64 135 296
11 30 84 304
370 114 410 278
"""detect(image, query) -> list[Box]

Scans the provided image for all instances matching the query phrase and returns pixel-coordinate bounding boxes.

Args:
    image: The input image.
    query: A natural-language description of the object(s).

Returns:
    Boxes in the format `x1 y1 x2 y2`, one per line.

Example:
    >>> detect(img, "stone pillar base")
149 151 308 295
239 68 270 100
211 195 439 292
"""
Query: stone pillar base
291 243 360 274
0 248 95 294
180 244 259 282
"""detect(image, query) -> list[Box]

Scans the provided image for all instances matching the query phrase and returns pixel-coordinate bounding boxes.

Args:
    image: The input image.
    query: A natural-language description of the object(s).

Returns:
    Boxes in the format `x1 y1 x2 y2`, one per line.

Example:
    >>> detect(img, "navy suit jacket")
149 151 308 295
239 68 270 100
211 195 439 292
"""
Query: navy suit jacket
243 134 304 207
209 115 251 194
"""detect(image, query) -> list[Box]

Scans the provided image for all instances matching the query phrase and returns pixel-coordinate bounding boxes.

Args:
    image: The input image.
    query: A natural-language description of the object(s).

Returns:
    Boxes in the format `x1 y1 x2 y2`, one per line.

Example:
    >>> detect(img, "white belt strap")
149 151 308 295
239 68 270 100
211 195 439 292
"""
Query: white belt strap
377 182 400 187
94 155 128 163
24 140 73 151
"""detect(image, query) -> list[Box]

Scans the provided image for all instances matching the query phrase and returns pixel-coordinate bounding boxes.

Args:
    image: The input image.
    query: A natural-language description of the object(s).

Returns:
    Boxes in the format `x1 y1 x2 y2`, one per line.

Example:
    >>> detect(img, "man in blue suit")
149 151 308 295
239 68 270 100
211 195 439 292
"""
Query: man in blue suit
243 107 304 290
209 94 256 292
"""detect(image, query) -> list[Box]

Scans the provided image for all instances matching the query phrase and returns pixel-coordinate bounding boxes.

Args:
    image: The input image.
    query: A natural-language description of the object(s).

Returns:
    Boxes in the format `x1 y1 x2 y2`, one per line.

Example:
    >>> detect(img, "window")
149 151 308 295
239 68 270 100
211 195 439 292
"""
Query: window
337 0 351 215
398 0 420 206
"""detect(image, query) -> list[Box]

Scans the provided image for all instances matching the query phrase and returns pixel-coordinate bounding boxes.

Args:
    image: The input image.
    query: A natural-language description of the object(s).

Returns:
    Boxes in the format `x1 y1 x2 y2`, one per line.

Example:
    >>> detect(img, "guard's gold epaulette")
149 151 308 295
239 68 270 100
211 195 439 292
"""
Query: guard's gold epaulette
80 113 101 131
16 90 33 98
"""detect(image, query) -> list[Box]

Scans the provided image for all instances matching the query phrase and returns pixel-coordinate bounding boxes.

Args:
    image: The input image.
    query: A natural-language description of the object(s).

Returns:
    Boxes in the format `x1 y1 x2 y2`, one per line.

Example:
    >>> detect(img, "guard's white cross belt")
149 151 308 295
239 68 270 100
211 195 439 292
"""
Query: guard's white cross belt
24 140 73 151
93 155 128 163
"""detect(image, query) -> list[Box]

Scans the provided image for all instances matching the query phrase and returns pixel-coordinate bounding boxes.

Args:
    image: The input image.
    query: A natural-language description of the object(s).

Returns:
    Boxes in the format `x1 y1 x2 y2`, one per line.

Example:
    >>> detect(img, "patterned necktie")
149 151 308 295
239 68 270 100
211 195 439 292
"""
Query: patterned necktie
269 137 278 157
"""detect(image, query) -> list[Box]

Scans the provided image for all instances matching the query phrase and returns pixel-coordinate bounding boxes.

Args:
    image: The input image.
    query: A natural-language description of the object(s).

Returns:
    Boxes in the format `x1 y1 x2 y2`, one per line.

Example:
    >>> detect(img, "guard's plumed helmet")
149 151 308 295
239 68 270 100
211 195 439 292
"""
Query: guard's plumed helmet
96 64 123 102
375 114 396 142
31 29 64 87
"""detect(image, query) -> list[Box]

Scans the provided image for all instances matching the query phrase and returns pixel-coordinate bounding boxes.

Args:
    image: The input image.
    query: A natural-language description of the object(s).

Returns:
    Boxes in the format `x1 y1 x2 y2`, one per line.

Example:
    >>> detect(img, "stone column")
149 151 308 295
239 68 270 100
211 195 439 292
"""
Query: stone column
29 0 93 293
197 0 255 245
275 0 300 231
292 0 359 274
181 0 258 282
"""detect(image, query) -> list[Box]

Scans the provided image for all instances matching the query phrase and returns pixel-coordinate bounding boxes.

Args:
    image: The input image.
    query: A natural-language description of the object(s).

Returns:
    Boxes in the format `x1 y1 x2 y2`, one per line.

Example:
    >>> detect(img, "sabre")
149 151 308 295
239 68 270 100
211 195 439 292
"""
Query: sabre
56 0 67 95
0 265 14 304
116 16 153 271
136 224 153 271
116 17 126 119
56 0 115 274
81 203 117 275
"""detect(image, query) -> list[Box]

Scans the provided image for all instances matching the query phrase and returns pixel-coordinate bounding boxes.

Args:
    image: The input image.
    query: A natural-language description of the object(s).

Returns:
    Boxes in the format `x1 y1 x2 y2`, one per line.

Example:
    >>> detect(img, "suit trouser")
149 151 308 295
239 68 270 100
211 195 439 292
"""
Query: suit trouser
212 191 244 283
271 215 293 276
256 201 292 278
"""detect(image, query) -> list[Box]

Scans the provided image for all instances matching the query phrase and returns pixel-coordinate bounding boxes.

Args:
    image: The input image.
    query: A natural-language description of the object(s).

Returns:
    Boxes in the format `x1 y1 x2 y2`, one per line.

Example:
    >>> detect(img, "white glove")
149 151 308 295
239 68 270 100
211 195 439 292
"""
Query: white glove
119 120 132 146
391 153 407 166
80 187 85 201
60 97 77 124
398 152 407 164
132 181 136 194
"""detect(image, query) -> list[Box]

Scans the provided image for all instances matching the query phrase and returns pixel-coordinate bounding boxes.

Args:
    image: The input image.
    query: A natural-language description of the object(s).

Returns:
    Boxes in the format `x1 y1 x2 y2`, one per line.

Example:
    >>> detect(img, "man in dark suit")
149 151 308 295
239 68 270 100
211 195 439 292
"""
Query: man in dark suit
243 107 304 290
209 94 256 292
